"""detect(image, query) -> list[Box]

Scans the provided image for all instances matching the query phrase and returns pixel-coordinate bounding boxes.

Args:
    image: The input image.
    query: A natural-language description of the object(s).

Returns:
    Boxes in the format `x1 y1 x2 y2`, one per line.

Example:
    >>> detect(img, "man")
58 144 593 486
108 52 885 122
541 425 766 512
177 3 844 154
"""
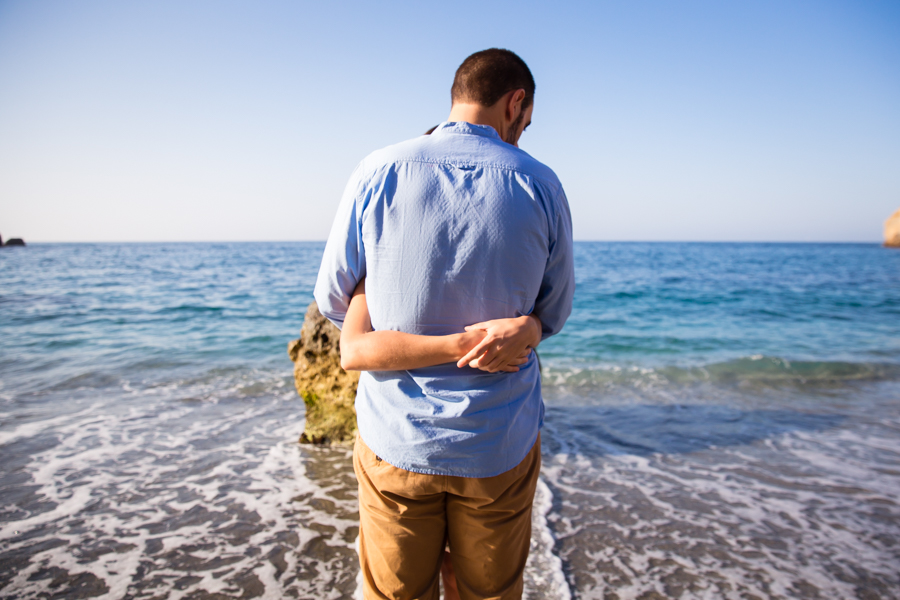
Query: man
314 48 574 600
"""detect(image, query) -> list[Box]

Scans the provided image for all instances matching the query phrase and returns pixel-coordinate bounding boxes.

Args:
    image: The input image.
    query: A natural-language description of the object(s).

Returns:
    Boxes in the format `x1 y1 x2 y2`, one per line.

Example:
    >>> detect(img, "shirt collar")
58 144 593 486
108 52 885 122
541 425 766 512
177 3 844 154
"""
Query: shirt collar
433 121 501 140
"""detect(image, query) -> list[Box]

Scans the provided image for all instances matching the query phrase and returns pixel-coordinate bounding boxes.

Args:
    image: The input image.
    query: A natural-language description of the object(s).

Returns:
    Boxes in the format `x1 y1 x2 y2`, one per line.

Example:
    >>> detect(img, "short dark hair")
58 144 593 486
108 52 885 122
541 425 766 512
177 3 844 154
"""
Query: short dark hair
451 48 535 110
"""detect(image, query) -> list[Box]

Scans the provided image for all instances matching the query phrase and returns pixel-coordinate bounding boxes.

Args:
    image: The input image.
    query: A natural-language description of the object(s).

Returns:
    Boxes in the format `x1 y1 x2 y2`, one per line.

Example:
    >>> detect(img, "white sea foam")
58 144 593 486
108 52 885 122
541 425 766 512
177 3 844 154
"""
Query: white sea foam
524 477 572 600
0 370 361 599
5 363 899 599
540 404 900 599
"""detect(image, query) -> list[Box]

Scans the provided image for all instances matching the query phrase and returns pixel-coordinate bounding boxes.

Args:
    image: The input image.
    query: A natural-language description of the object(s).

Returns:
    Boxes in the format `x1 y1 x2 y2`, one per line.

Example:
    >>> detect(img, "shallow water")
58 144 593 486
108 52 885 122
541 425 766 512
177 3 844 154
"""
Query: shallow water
0 368 359 599
541 383 900 599
1 242 899 599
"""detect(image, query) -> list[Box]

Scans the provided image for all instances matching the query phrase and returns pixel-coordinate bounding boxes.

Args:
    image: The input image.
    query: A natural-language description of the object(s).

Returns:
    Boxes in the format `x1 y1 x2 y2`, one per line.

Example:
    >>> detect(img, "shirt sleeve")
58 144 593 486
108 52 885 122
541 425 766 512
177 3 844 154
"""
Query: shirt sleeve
313 163 367 330
534 182 575 340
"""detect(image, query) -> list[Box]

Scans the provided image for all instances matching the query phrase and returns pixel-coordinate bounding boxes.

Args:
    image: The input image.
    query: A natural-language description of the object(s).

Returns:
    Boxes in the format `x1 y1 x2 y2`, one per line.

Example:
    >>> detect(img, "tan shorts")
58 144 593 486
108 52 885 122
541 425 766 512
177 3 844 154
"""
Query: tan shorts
353 434 541 600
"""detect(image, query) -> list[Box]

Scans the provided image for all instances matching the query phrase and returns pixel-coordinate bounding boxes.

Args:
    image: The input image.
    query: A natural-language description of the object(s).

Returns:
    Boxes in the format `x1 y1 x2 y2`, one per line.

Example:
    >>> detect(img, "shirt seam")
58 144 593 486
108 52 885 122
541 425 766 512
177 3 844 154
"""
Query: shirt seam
361 157 564 196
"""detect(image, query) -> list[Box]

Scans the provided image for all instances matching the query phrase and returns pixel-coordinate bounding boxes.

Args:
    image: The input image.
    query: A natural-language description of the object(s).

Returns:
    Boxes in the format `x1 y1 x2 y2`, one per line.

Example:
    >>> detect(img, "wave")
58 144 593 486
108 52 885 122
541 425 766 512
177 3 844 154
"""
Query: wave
541 355 900 393
153 304 226 314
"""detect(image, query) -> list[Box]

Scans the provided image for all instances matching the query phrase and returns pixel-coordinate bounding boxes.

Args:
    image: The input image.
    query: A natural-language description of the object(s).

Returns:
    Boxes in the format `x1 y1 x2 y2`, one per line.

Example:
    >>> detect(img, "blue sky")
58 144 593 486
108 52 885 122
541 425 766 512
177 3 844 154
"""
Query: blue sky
1 0 898 242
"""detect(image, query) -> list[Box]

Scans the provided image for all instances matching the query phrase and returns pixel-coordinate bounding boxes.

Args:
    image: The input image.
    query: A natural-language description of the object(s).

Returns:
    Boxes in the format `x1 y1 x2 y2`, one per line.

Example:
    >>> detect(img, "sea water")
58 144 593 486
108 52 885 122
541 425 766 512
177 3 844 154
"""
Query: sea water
1 242 898 599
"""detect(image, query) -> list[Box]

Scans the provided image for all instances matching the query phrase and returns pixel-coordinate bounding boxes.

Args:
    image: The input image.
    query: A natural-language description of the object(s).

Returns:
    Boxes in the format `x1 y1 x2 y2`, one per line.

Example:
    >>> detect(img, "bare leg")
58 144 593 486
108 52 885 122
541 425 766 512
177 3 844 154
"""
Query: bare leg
441 550 460 600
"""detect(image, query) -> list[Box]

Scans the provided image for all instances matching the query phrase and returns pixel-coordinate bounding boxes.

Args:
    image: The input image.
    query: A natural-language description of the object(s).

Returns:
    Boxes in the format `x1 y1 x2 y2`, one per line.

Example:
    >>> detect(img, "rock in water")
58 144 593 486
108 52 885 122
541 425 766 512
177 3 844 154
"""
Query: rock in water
3 238 25 246
885 209 900 248
287 302 359 444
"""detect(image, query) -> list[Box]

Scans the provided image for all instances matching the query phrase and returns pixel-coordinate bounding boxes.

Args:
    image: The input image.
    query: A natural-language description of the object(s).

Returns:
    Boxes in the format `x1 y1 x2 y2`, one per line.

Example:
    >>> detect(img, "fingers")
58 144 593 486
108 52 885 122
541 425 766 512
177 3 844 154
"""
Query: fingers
474 359 528 373
471 348 532 373
460 338 534 372
457 337 493 368
468 349 500 371
479 351 522 373
467 352 491 370
484 356 507 372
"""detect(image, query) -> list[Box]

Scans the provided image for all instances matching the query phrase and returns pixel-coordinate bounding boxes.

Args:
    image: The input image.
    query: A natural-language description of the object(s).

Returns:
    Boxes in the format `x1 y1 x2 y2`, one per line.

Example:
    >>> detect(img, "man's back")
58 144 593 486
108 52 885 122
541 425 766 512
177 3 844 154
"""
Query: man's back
360 121 567 336
315 121 573 477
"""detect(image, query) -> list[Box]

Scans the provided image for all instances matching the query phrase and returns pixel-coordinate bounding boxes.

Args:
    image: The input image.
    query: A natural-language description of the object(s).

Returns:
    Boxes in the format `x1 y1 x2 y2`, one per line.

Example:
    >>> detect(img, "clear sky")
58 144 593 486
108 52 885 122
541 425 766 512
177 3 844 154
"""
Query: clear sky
1 0 898 242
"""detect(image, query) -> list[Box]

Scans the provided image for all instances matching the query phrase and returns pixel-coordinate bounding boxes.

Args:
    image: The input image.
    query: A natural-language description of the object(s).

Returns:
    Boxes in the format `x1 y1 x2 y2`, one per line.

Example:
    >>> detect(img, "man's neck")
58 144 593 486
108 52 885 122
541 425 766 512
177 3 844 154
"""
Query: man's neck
446 102 506 140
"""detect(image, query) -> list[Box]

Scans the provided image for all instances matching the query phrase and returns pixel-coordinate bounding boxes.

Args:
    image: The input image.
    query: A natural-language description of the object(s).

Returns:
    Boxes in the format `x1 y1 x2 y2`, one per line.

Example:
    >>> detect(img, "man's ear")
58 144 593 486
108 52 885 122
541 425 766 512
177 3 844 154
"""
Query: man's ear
506 89 526 122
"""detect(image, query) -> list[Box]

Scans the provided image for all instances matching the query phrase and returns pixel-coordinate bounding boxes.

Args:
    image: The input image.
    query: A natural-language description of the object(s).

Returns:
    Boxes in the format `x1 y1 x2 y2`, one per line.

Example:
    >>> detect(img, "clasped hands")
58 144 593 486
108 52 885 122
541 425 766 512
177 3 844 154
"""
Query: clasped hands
456 314 542 374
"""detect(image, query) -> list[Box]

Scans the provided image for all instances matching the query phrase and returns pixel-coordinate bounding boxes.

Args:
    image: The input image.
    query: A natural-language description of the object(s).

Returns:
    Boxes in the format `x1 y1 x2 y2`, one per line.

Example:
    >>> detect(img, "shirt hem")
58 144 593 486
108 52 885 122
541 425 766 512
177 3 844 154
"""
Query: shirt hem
360 428 542 479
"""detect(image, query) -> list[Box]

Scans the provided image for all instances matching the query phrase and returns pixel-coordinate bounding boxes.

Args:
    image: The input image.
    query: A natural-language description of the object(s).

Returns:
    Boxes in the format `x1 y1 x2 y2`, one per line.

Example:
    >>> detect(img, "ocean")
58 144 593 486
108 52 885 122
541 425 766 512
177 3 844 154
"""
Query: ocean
1 242 898 599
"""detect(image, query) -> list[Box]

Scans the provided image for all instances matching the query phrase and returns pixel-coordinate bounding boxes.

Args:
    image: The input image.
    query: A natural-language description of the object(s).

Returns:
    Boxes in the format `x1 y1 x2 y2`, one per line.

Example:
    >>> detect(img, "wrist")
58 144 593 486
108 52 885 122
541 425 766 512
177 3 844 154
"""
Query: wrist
451 333 467 360
453 331 477 360
526 314 542 346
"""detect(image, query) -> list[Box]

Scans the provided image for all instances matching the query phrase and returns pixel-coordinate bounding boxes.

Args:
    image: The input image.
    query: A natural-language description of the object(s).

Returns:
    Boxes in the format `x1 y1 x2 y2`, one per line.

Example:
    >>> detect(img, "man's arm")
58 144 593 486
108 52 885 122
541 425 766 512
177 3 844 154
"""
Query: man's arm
532 183 575 339
314 163 367 329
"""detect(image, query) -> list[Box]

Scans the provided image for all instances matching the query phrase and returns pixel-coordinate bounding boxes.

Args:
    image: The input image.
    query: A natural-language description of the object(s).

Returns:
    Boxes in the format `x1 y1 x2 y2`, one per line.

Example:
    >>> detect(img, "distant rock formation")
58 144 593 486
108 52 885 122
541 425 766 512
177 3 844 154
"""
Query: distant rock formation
886 209 900 248
3 238 25 247
287 302 359 444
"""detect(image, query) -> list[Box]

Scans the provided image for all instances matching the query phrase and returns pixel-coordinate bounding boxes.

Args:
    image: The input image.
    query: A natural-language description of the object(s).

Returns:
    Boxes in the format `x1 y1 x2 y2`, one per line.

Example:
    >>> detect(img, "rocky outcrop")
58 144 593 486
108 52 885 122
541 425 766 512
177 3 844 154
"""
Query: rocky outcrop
2 237 25 246
885 209 900 248
287 302 359 444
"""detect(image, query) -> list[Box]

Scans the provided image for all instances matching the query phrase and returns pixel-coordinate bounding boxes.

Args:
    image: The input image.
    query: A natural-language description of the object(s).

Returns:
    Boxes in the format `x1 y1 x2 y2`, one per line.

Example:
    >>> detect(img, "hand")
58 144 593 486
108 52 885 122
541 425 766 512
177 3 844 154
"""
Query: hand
455 330 524 373
457 314 541 373
493 347 532 373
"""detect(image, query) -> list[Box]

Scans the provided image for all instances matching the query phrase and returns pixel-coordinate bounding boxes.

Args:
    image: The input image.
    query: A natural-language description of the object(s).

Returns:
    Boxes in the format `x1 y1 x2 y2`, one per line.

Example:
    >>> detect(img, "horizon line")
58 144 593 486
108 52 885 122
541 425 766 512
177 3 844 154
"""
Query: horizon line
6 239 887 245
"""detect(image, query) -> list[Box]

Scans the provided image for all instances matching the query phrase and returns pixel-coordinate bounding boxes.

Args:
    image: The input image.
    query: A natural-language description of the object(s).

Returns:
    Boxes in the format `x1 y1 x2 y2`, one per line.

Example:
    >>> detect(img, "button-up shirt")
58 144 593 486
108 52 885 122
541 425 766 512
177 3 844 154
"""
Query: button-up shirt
314 121 574 477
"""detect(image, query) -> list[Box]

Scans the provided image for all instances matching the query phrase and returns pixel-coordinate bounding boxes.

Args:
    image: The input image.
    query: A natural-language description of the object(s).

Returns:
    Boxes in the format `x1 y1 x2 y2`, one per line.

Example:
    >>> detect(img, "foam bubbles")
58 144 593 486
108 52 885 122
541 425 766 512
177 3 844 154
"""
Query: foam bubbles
525 477 572 600
0 369 360 599
539 400 900 599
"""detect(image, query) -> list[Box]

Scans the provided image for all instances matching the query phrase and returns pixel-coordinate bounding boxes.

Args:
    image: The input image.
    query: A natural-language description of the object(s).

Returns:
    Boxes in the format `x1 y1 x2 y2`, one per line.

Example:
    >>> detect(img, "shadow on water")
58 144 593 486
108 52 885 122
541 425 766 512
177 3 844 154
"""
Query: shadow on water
542 403 844 457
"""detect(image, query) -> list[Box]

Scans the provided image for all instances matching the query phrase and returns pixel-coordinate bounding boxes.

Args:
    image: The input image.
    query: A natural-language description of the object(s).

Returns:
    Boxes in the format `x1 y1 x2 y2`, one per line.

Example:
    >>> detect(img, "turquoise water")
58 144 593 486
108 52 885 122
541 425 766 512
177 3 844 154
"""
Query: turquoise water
1 242 899 599
5 242 898 389
548 242 900 365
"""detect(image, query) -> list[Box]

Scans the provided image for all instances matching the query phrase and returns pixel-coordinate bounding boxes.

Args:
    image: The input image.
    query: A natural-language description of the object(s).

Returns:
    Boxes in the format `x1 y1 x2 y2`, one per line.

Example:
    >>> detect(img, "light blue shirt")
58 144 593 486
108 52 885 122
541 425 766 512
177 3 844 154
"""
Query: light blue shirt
314 121 574 477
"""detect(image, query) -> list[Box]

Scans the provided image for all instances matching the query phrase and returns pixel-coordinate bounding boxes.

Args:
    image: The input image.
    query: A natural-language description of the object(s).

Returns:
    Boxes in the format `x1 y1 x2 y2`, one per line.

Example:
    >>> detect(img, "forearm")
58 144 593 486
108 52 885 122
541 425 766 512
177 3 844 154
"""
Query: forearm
340 330 472 371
